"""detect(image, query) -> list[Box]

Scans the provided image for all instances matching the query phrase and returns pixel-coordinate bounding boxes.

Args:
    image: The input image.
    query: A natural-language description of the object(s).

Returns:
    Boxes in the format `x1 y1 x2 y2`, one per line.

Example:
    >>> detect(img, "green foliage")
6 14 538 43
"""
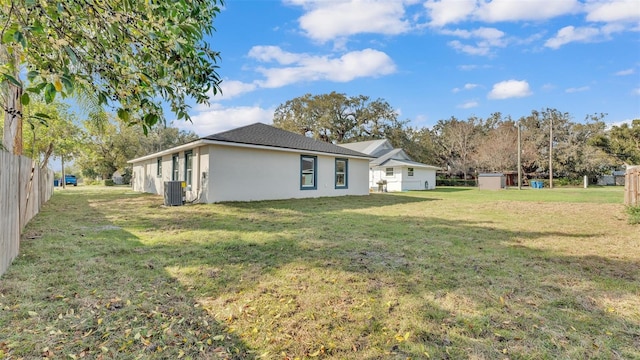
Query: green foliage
555 177 584 187
387 125 440 165
1 0 224 130
590 119 640 165
436 178 477 186
273 92 404 143
432 115 482 180
104 179 115 186
21 100 83 169
626 206 640 225
82 177 102 186
76 111 199 179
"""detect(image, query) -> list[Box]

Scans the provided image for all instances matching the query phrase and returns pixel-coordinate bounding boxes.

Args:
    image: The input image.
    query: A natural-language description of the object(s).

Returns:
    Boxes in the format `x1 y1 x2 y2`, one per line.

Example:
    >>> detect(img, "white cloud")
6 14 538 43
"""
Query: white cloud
424 0 477 27
205 47 396 100
442 27 507 55
174 104 275 137
441 27 505 43
544 25 601 49
633 88 640 96
247 46 303 65
452 83 480 92
458 100 479 109
565 86 590 93
458 64 492 71
448 40 491 56
248 47 396 88
424 0 579 27
475 0 580 22
585 0 640 23
214 80 258 100
606 118 636 129
615 68 635 76
293 0 411 42
487 80 532 99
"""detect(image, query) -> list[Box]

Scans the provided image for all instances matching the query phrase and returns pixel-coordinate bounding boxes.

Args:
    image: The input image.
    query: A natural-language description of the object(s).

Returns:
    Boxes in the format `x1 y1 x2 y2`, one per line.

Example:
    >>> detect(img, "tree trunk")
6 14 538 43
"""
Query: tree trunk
2 47 23 155
41 143 54 170
61 154 66 189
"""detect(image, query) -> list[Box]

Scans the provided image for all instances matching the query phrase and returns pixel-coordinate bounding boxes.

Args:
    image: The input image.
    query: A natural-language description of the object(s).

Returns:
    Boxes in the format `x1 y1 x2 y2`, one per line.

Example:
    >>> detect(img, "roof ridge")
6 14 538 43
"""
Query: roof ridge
201 123 372 158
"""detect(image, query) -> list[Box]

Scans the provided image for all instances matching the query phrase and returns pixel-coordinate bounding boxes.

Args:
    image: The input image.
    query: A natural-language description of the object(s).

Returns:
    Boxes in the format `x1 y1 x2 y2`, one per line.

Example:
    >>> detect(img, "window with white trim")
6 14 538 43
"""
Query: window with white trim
408 167 414 176
335 158 348 189
185 150 193 188
385 167 393 176
172 154 179 181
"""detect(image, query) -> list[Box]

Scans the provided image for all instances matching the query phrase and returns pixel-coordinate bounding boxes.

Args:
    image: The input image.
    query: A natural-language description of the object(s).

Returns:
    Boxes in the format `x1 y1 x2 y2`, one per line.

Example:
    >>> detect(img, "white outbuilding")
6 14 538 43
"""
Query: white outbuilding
339 139 440 192
128 123 372 203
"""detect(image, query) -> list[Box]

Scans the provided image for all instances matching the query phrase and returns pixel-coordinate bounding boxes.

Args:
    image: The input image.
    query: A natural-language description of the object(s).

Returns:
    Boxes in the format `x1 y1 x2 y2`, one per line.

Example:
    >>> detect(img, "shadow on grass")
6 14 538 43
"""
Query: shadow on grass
220 192 439 211
7 188 639 359
0 189 255 359
424 187 474 193
139 208 639 358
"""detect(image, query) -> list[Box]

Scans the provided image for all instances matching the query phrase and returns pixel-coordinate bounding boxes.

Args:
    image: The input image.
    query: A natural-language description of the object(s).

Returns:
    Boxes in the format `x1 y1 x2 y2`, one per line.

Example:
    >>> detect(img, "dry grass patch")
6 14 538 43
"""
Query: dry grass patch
0 186 638 359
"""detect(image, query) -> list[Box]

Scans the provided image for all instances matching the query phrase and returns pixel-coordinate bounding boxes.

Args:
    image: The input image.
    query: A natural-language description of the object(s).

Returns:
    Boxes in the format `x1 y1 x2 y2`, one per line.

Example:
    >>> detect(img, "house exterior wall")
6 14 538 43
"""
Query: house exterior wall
371 166 403 191
370 166 436 191
206 145 369 202
132 157 161 194
131 148 209 202
385 167 403 192
197 149 211 203
400 167 436 191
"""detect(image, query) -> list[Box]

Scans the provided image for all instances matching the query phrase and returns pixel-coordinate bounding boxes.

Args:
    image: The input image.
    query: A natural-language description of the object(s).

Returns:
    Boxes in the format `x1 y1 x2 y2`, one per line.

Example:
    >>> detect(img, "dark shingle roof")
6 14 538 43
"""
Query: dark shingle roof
201 123 371 158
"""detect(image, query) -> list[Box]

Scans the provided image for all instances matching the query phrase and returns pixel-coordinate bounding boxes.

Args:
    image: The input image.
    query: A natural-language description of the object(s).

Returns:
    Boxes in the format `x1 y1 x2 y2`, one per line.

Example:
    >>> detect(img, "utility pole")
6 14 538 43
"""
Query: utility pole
549 115 553 189
517 120 522 190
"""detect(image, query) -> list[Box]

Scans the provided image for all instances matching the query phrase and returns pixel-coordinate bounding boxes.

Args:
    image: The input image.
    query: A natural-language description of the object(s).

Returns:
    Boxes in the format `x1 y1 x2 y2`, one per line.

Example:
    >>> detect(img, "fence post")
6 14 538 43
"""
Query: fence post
625 166 639 206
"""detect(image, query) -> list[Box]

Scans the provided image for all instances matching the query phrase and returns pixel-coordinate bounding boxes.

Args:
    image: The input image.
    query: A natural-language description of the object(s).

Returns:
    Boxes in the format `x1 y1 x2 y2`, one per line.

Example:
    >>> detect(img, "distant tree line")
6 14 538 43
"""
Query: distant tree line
3 92 637 184
274 92 640 180
0 99 199 183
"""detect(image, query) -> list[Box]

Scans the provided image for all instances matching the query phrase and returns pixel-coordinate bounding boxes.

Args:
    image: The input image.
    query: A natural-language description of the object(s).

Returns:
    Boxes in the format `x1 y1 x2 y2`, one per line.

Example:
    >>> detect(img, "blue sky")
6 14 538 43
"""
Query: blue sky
171 0 640 136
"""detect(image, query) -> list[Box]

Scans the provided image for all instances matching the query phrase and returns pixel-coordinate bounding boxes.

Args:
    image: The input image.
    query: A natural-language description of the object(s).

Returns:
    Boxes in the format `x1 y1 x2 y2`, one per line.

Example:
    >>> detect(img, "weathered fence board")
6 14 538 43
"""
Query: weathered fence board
625 166 639 206
0 151 54 277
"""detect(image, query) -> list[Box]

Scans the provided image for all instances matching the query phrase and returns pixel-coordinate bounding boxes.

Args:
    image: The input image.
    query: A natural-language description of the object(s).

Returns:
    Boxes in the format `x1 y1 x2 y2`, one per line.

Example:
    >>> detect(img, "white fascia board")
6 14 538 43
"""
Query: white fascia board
371 162 441 170
127 140 207 163
203 140 374 160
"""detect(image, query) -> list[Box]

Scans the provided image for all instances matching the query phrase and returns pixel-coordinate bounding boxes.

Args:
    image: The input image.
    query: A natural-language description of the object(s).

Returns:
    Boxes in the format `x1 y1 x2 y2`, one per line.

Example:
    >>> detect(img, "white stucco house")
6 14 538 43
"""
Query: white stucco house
339 139 440 192
128 123 372 203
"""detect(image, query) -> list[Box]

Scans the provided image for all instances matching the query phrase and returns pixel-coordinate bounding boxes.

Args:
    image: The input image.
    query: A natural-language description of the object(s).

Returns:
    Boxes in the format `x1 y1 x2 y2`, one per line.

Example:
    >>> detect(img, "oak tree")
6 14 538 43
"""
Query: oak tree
273 92 402 143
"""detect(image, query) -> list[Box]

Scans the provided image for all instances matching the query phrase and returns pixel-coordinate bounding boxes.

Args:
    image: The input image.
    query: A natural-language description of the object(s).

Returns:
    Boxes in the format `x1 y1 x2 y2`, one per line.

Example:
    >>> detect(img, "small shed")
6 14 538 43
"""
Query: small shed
478 173 506 190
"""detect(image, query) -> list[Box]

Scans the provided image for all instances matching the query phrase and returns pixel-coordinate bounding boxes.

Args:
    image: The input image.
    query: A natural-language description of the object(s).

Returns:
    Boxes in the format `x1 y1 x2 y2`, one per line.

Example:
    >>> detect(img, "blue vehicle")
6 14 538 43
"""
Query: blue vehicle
64 174 77 186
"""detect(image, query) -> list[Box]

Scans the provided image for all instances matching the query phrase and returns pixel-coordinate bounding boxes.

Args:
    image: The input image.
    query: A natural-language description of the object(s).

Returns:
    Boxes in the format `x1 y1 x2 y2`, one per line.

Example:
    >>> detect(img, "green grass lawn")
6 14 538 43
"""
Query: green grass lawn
1 186 638 359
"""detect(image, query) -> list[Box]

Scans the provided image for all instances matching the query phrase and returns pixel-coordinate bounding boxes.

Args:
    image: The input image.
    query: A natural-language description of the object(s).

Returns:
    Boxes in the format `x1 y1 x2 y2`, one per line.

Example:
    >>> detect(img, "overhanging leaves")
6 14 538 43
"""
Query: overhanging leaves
1 0 224 130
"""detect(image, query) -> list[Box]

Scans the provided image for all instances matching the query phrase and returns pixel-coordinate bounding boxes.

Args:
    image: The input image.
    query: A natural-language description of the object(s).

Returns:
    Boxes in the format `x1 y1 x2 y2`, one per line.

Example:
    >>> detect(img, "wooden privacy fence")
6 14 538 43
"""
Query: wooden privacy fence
625 166 640 206
0 150 54 277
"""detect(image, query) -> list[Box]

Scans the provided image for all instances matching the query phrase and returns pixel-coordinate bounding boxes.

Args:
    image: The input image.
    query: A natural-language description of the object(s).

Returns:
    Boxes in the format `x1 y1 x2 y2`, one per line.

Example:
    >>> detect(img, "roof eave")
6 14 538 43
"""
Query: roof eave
127 139 206 163
128 138 374 164
206 139 374 159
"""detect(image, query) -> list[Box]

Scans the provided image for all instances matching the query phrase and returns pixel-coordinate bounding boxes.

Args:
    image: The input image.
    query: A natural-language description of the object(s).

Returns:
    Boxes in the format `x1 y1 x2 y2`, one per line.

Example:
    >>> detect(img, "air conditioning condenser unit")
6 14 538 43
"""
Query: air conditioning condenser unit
164 181 185 206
